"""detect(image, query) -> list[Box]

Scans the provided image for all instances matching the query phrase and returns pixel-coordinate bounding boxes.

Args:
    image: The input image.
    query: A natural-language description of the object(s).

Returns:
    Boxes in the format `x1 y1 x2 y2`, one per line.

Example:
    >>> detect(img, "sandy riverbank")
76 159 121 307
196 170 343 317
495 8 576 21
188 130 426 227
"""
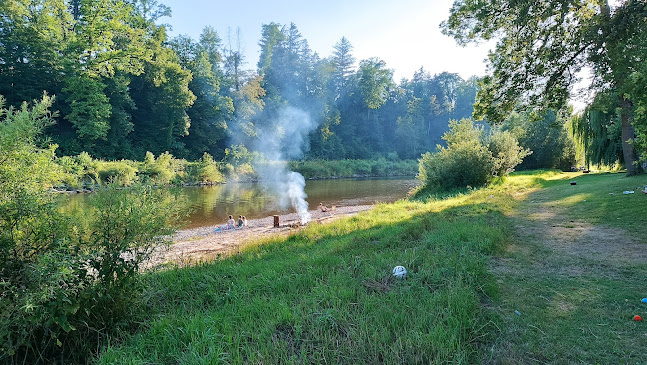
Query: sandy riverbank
153 205 374 265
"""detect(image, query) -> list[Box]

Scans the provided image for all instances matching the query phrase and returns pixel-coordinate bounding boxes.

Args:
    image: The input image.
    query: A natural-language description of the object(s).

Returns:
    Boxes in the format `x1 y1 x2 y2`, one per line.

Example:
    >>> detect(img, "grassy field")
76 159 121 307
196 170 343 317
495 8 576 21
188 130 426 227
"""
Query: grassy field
484 171 647 363
96 171 647 364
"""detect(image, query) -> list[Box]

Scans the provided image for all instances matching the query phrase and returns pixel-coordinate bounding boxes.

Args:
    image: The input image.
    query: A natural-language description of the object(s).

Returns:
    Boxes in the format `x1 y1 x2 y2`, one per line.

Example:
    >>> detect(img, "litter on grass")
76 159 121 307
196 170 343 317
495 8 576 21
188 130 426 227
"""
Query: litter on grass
392 266 407 279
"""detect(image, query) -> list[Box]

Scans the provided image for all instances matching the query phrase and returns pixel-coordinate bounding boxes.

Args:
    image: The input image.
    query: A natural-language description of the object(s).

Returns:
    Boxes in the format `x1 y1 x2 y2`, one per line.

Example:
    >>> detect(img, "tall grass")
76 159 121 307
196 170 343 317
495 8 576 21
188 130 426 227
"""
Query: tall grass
95 175 525 363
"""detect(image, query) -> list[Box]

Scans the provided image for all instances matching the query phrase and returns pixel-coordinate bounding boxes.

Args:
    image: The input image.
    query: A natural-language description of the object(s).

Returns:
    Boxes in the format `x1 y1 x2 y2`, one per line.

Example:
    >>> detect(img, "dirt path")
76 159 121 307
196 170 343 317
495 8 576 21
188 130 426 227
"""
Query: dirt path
484 188 647 363
152 205 374 265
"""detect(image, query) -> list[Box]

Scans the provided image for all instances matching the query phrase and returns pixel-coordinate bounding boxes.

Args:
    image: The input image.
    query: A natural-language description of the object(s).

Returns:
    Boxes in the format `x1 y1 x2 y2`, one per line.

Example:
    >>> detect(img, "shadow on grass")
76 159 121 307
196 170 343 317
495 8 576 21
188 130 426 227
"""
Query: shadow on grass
481 171 647 364
98 171 647 364
99 197 509 364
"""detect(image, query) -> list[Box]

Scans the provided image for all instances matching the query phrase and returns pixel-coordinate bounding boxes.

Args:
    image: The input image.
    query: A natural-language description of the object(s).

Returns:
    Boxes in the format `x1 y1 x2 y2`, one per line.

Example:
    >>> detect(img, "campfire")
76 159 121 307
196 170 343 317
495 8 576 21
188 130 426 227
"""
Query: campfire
273 215 307 229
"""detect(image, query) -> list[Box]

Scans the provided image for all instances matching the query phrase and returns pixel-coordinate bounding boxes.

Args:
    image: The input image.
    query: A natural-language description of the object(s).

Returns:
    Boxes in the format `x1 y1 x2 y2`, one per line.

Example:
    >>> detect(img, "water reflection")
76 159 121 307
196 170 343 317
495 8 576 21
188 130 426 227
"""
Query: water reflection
64 177 418 229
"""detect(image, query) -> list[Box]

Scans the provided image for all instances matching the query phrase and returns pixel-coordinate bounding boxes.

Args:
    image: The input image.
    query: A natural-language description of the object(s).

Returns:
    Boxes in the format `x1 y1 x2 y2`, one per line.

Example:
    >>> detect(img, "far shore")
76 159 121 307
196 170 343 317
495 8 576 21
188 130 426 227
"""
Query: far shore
153 204 375 265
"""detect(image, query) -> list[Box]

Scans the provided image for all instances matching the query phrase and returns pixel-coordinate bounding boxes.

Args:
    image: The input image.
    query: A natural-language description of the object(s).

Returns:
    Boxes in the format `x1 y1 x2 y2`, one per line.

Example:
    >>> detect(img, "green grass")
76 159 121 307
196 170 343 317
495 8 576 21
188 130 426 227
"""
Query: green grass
522 171 647 233
95 170 647 364
484 171 647 363
97 184 516 363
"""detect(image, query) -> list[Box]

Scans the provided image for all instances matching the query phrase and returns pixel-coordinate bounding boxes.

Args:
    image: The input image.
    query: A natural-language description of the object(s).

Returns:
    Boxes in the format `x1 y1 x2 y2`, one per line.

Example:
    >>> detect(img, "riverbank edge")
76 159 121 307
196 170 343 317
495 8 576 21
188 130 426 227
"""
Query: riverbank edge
50 173 418 195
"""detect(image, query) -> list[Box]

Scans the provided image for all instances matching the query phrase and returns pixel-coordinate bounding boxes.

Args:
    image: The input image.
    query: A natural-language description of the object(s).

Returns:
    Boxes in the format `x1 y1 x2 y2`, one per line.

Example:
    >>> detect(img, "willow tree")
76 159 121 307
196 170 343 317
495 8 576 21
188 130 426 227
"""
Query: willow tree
442 0 647 174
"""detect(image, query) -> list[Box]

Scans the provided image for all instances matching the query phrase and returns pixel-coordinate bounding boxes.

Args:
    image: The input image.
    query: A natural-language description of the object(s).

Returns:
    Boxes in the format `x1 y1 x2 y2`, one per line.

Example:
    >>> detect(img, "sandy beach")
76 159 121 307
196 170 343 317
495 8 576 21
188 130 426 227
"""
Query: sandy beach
154 205 374 265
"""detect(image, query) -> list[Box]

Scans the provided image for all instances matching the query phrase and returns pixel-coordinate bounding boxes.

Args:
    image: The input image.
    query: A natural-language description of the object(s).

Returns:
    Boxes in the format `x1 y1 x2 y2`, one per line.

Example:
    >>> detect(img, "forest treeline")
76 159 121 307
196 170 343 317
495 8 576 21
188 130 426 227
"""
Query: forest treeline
1 0 480 162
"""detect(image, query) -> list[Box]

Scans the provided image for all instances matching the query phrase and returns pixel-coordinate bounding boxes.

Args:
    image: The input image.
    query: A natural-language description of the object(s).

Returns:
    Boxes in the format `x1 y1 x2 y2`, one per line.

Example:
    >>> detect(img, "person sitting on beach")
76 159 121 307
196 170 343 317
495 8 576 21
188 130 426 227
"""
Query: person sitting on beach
237 215 244 228
242 216 248 227
227 215 235 229
318 203 329 212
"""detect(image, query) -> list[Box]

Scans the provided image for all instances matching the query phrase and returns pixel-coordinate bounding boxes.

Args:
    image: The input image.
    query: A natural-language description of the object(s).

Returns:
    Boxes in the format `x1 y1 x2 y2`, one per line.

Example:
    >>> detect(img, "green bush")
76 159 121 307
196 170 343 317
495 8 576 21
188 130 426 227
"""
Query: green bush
371 157 389 176
97 160 138 185
419 142 494 190
55 155 83 188
75 151 99 185
488 129 532 176
188 153 225 183
418 119 528 191
0 96 185 363
139 151 184 185
292 159 418 179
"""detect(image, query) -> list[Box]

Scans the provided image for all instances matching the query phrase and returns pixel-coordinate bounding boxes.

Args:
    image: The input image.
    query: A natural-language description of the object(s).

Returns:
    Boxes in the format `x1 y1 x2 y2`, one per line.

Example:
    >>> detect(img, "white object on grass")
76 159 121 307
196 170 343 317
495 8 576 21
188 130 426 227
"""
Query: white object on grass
392 266 407 279
623 191 635 194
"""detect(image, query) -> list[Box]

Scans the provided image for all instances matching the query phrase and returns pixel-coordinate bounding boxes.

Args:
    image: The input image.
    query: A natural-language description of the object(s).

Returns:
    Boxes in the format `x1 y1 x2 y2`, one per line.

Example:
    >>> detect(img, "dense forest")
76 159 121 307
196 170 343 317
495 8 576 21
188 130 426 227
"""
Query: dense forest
0 0 479 163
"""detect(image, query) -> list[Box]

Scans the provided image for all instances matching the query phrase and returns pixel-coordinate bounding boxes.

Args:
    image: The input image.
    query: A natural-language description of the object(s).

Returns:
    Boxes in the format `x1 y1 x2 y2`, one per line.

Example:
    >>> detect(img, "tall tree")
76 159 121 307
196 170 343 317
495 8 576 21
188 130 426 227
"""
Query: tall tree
170 31 233 160
443 0 647 174
223 27 245 92
331 37 356 99
357 58 394 110
0 0 69 107
257 23 285 76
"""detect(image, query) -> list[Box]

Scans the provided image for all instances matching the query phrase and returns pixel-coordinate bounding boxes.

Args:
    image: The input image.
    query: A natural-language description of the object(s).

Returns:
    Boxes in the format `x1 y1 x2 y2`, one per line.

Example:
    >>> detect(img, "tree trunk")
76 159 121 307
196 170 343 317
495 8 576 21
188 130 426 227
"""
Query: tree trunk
620 97 641 175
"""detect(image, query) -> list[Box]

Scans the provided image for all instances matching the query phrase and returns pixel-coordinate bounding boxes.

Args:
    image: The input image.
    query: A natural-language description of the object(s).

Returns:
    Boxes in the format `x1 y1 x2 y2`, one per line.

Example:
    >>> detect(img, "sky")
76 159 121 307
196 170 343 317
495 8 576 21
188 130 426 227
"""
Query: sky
159 0 494 81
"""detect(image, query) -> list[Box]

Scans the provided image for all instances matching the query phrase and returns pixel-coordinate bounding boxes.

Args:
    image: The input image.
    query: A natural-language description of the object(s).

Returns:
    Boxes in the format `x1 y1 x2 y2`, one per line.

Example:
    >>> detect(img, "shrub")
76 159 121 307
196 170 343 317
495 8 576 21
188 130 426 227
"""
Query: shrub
291 159 418 179
290 160 328 179
419 142 494 190
418 119 528 191
0 96 185 363
191 153 225 183
371 157 389 176
97 160 138 185
75 151 99 185
140 151 182 185
488 129 532 176
55 155 83 188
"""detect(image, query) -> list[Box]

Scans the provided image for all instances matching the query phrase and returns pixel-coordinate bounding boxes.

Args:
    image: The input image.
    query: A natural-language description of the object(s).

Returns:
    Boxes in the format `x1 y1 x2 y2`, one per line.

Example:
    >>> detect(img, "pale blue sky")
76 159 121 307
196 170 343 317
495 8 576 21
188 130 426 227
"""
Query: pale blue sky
159 0 493 81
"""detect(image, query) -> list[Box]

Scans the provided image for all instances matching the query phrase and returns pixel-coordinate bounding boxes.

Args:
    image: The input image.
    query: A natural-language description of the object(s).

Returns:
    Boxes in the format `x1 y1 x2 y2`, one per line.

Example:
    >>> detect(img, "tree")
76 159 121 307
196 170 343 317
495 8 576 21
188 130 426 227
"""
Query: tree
357 58 394 110
257 23 285 76
331 37 356 99
442 0 647 174
128 44 195 157
503 110 576 170
570 94 623 168
223 27 245 92
0 0 69 107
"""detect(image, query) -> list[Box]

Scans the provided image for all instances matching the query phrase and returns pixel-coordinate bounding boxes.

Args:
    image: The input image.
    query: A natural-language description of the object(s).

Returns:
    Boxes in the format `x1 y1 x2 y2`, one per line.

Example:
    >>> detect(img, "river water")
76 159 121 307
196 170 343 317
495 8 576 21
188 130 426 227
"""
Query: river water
65 177 419 229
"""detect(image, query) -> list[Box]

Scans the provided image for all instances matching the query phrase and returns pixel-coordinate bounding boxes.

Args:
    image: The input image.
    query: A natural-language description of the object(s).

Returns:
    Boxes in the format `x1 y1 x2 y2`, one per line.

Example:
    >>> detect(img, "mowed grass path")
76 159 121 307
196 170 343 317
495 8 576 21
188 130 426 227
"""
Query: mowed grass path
97 171 647 364
485 171 647 363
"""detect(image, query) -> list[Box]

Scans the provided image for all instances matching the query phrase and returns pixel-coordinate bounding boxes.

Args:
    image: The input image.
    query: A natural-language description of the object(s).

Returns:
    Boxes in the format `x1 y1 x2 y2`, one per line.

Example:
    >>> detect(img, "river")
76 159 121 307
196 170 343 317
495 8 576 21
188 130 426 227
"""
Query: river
65 177 419 229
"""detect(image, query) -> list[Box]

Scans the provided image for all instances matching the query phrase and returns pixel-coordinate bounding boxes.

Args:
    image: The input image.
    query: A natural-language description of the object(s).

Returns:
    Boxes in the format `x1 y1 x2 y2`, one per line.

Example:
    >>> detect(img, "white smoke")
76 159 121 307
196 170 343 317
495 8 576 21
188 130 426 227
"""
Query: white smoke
252 107 317 224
